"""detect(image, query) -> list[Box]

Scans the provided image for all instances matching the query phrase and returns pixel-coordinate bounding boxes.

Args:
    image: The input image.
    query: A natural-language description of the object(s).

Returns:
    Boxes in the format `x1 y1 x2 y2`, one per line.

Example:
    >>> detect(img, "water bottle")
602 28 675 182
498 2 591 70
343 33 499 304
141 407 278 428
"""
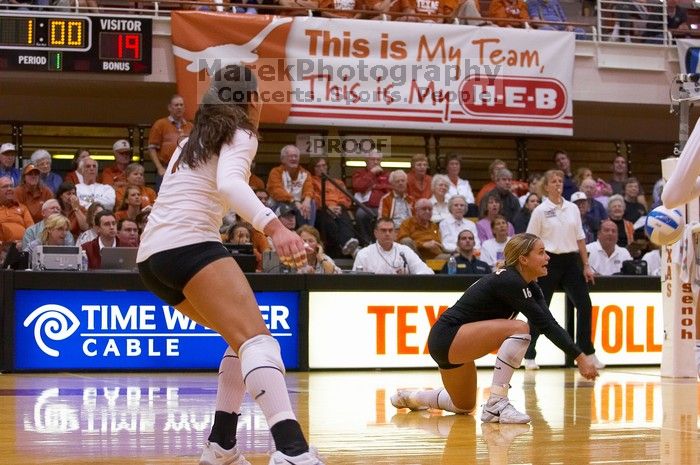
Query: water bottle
80 249 88 271
447 255 457 275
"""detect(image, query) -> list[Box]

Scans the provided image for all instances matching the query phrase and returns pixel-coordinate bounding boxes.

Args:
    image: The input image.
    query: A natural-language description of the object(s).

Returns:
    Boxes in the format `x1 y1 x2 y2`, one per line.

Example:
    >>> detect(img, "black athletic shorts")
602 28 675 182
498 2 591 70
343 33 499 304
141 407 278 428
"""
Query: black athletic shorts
427 318 464 369
137 241 231 305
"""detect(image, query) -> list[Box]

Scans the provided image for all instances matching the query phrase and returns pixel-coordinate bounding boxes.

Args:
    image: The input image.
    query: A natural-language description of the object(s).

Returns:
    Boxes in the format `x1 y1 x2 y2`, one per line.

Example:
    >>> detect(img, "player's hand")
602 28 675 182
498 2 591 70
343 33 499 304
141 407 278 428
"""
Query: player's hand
267 221 307 269
575 354 599 380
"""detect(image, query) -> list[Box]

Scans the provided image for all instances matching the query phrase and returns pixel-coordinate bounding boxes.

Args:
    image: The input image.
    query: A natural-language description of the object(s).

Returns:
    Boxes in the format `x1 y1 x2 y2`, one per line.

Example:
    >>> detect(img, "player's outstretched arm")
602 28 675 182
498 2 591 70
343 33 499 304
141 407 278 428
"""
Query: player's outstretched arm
575 353 599 380
663 121 700 208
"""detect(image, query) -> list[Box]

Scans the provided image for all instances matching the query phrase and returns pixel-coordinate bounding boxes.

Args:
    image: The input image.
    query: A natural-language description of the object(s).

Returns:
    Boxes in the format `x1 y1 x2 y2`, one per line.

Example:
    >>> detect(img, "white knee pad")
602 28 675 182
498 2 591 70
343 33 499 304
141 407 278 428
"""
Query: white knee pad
238 334 285 381
498 333 532 368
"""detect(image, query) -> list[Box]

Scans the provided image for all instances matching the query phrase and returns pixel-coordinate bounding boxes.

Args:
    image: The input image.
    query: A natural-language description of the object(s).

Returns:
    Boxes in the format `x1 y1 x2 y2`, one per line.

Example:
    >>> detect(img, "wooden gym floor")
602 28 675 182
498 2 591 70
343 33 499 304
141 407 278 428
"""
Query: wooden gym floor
0 367 697 465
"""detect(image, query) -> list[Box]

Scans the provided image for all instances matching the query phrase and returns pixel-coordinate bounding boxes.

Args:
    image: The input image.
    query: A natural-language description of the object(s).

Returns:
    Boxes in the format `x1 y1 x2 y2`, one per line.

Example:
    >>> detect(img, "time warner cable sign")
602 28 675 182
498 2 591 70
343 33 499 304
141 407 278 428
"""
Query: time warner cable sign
14 290 300 370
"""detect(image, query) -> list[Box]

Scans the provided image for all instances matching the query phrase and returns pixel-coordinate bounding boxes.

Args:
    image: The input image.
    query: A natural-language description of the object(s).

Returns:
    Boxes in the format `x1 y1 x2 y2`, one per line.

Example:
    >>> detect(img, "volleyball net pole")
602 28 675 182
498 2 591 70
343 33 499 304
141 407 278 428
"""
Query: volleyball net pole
661 74 700 378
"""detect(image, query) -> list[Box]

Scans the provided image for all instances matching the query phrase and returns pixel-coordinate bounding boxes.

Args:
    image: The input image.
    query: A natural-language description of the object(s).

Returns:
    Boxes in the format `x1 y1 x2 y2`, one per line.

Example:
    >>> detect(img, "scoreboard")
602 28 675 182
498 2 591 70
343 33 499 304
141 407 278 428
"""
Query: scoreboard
0 13 152 74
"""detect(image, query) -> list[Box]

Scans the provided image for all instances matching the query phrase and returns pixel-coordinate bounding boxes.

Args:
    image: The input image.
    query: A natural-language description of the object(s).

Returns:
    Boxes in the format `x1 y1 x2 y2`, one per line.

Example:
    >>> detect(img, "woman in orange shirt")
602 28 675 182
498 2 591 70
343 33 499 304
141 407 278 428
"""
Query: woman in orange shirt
114 163 157 208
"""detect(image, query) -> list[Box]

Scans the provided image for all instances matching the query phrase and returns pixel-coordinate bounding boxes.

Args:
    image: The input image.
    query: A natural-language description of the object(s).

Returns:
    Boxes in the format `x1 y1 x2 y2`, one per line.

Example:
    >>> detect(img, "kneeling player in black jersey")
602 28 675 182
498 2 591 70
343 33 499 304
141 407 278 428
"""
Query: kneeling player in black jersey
391 233 599 423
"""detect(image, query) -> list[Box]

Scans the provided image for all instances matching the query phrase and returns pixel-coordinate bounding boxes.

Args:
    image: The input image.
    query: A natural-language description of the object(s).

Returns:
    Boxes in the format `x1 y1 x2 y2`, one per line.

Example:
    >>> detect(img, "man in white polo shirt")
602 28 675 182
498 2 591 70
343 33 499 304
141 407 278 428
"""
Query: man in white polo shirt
586 220 632 276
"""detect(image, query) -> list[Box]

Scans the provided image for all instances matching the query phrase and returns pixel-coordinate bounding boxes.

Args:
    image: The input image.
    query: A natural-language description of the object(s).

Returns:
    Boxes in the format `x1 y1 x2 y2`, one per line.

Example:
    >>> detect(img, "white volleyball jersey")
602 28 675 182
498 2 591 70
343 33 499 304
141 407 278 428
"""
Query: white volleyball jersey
137 129 275 262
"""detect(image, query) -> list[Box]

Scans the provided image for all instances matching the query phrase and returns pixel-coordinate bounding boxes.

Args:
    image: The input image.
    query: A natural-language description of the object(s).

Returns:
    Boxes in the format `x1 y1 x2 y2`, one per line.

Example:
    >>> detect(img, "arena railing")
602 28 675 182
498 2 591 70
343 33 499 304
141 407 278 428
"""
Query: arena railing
597 0 670 45
3 1 597 41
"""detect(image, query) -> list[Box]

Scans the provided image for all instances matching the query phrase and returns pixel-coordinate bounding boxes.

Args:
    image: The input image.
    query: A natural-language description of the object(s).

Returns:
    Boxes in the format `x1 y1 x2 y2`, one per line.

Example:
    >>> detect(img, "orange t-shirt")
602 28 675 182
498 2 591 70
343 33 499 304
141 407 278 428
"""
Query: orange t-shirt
0 201 34 243
13 185 54 223
488 0 530 27
148 117 193 165
114 185 157 210
101 165 127 187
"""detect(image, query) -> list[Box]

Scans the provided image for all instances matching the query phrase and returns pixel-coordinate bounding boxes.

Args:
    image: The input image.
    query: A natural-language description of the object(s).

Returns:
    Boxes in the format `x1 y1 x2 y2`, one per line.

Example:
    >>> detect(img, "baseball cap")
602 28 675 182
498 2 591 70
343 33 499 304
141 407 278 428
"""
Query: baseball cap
570 191 588 203
22 164 39 175
0 143 17 154
113 139 131 152
275 203 297 217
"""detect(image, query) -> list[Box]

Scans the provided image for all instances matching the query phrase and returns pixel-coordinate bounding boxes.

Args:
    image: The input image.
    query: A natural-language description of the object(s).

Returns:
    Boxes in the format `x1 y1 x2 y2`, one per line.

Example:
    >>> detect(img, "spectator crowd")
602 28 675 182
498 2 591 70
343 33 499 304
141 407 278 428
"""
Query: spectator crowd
0 94 663 276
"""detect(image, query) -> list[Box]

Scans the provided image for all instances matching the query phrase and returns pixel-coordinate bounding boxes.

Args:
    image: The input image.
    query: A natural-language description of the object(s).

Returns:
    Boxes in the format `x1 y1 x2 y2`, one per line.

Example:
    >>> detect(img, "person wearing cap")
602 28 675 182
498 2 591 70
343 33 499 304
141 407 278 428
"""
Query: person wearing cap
571 191 597 244
14 164 55 223
0 143 21 187
585 220 633 276
0 176 34 244
275 203 298 231
101 139 133 189
30 150 62 194
147 94 193 191
22 199 74 250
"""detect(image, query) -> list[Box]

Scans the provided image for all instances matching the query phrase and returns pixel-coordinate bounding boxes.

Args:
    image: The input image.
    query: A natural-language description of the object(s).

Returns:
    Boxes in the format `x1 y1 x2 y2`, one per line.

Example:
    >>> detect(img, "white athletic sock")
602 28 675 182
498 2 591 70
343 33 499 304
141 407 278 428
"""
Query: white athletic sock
239 335 296 427
215 346 245 413
437 388 472 414
414 389 442 409
491 333 531 397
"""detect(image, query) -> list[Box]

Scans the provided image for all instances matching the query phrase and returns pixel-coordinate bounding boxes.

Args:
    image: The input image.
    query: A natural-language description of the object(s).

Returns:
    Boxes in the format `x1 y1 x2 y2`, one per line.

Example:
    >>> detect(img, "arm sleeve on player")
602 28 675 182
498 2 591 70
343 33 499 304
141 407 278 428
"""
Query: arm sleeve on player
500 277 582 358
217 130 275 233
663 121 700 208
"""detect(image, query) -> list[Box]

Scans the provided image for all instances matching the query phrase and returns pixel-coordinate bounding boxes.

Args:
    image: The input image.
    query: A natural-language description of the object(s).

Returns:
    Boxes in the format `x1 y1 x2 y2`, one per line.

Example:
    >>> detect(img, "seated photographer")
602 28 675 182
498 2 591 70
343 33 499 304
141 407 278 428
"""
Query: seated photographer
585 220 632 276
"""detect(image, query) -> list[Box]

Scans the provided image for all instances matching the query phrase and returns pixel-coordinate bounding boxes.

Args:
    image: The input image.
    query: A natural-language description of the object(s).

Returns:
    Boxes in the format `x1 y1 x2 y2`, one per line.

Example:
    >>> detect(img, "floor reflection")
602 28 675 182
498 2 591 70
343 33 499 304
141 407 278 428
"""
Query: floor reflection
0 368 696 464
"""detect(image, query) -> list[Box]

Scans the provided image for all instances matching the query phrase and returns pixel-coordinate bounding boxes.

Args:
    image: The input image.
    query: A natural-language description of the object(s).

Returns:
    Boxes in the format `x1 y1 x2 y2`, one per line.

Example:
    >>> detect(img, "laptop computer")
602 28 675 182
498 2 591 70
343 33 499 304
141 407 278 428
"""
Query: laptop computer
33 245 80 271
223 243 256 273
101 247 138 271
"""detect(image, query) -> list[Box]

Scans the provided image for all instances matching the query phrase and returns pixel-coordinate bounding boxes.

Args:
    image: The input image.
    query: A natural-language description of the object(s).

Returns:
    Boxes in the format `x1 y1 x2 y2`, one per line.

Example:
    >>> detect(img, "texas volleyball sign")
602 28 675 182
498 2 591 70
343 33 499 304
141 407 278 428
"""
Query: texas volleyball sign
171 13 575 136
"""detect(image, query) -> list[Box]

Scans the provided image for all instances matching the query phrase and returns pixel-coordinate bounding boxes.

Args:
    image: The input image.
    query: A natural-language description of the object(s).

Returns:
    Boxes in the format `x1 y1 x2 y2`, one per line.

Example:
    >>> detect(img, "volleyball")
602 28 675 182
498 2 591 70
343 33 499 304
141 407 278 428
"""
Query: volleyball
645 206 685 246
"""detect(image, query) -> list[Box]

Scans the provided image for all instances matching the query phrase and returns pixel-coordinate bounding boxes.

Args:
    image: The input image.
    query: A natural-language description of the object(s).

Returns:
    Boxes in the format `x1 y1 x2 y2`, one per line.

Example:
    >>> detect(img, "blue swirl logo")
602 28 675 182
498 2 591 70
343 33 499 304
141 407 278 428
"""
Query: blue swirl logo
23 304 80 357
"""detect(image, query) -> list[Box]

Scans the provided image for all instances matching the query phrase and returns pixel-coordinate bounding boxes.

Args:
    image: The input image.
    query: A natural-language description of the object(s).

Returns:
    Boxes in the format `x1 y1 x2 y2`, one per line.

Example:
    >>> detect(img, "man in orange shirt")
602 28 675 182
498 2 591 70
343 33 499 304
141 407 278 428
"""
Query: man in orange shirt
101 139 132 190
266 145 315 226
0 176 34 245
147 95 193 190
397 198 446 260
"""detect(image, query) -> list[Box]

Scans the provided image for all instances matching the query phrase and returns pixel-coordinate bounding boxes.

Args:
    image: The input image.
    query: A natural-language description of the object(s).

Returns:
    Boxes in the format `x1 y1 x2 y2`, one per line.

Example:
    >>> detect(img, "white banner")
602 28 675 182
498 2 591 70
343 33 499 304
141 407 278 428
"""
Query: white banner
308 291 662 369
172 13 575 135
676 39 700 74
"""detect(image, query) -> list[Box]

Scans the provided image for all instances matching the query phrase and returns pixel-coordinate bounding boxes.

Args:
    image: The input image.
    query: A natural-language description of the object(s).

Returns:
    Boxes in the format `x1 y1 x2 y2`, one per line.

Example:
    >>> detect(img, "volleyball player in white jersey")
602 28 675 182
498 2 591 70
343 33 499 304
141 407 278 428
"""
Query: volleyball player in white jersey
663 122 700 208
137 65 323 465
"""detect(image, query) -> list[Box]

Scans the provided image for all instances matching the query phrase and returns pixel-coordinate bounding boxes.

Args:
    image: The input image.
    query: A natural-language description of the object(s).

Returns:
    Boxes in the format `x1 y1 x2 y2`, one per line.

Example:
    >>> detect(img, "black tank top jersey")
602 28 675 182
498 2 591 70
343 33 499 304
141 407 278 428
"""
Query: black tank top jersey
440 267 582 359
